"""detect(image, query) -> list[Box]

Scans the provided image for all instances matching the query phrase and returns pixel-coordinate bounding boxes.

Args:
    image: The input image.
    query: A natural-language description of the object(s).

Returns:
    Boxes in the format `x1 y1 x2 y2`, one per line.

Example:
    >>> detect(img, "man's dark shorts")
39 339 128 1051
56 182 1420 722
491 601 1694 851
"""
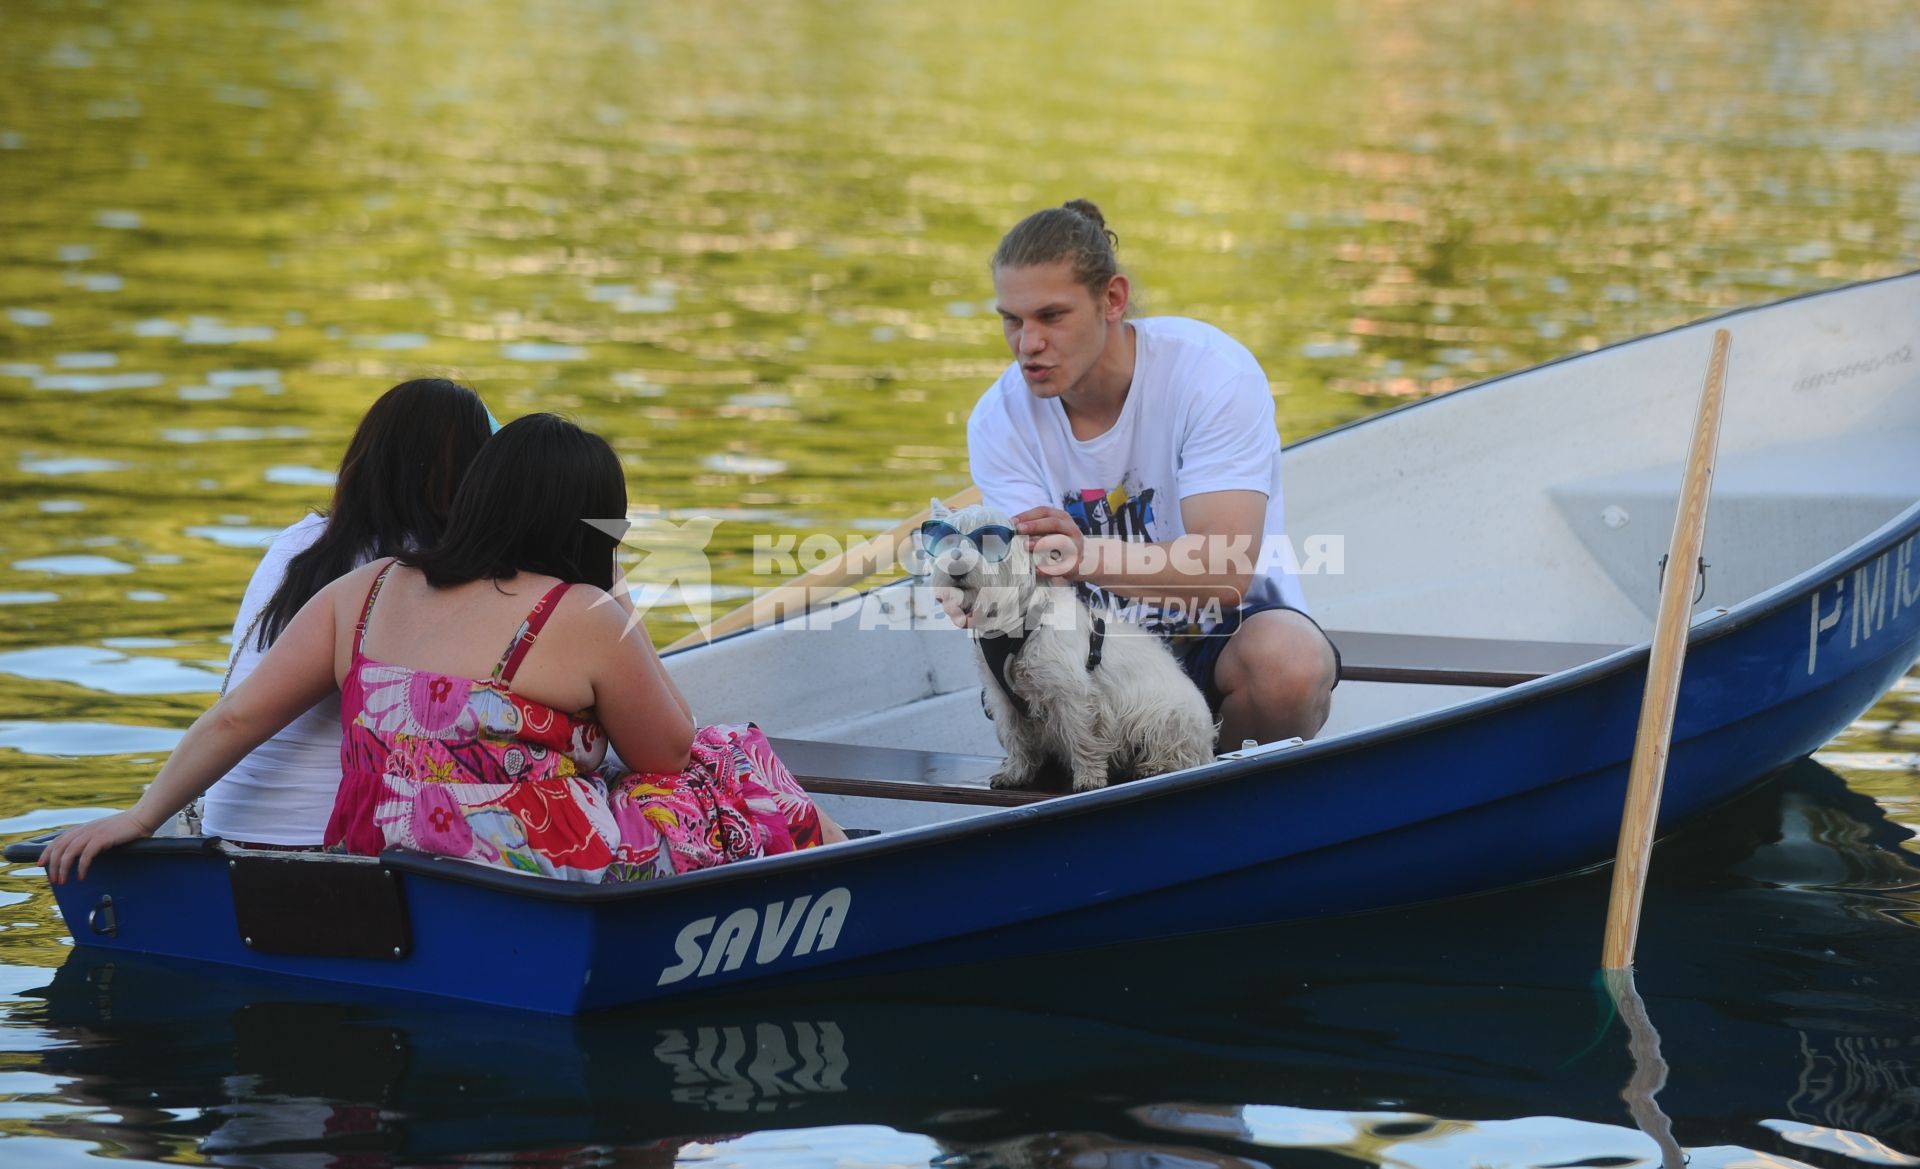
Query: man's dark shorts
1174 603 1342 714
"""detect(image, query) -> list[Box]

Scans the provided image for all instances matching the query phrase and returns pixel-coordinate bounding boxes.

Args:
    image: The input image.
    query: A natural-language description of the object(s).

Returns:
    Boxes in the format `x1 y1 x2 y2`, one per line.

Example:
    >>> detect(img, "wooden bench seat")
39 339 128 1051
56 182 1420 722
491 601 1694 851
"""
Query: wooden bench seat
774 632 1628 805
1325 630 1628 688
770 736 1044 806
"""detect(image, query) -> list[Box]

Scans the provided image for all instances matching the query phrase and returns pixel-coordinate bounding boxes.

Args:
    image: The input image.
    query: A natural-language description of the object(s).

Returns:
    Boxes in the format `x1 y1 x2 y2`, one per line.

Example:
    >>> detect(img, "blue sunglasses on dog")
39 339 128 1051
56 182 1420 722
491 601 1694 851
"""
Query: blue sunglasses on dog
918 519 1017 563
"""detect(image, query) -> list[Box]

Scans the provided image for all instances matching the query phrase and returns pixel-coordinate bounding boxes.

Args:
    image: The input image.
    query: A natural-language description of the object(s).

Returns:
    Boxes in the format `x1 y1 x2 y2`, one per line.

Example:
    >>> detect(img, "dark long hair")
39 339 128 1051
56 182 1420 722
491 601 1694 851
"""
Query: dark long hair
408 414 627 592
255 378 491 649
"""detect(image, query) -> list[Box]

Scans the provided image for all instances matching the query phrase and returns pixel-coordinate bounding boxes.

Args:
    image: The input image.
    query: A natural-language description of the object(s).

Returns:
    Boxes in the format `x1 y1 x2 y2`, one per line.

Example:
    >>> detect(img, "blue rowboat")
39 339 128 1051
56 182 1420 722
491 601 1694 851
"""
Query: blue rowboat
25 762 1920 1160
11 272 1920 1014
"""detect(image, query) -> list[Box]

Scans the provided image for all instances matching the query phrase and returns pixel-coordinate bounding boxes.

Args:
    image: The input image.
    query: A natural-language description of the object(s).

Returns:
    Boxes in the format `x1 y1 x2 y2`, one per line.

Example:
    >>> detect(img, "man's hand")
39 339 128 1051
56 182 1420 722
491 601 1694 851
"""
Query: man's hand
1013 507 1085 580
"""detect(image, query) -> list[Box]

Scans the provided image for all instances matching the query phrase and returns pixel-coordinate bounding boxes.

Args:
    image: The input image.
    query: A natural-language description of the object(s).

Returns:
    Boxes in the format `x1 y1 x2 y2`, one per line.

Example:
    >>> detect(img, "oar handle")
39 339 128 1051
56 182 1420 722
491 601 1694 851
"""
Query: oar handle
663 485 984 652
1602 328 1731 970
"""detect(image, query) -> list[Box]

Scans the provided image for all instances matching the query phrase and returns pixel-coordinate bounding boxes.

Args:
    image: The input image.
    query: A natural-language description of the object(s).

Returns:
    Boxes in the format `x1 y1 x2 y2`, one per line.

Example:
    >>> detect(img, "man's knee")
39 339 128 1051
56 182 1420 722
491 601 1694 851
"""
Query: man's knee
1217 610 1336 724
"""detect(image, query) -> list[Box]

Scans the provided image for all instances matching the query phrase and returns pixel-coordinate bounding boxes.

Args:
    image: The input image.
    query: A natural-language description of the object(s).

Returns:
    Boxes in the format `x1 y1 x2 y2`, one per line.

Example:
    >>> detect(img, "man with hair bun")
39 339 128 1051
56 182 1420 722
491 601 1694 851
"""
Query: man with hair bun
961 198 1338 747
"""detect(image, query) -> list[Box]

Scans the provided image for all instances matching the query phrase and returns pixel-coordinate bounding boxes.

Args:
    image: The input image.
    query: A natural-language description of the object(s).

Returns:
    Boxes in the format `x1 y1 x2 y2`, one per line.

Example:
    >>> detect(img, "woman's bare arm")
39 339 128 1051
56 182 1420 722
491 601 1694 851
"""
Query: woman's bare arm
582 599 697 774
42 580 344 883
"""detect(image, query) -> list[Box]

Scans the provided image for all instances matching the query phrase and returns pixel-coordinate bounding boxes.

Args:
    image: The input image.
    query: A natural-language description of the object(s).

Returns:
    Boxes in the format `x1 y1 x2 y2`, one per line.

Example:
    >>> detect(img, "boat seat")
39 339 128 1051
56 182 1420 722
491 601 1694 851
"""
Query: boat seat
1548 428 1920 619
770 736 1049 806
777 632 1627 803
1326 630 1629 687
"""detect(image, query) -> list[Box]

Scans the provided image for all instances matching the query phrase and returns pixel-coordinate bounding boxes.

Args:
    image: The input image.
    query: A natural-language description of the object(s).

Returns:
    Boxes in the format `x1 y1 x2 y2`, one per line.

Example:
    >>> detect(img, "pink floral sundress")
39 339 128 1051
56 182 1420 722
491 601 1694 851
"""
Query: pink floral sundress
325 564 826 883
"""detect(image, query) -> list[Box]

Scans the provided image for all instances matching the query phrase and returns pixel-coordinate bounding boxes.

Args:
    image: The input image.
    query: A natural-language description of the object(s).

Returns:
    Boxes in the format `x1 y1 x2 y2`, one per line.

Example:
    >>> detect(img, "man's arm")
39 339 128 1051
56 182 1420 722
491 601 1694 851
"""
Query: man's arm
1031 345 1283 610
1015 488 1265 609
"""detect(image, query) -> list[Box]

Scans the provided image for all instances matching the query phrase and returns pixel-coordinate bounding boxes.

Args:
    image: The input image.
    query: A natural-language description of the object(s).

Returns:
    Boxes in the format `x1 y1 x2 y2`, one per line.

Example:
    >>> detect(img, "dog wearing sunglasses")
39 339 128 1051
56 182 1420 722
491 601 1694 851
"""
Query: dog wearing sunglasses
920 500 1217 792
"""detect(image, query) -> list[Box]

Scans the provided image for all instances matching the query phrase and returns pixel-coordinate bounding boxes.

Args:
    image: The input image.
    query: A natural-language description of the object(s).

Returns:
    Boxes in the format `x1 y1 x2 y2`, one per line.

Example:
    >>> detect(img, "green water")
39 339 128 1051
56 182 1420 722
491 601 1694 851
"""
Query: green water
2 0 1919 1164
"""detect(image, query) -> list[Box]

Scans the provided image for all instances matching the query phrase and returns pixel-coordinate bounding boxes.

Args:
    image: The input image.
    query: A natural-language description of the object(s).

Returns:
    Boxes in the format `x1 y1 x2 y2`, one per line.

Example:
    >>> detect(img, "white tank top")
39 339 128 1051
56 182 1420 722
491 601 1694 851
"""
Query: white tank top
200 513 348 845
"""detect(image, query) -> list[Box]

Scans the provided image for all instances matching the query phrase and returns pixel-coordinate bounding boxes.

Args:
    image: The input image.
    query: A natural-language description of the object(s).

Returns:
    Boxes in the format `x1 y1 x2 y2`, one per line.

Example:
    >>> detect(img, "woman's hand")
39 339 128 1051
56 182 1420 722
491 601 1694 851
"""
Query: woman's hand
1012 507 1085 580
41 808 159 885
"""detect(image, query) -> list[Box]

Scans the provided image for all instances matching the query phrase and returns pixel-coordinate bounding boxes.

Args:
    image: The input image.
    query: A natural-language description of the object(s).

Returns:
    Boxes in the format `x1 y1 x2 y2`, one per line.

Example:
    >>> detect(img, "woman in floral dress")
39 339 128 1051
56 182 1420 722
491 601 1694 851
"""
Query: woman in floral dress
46 414 843 885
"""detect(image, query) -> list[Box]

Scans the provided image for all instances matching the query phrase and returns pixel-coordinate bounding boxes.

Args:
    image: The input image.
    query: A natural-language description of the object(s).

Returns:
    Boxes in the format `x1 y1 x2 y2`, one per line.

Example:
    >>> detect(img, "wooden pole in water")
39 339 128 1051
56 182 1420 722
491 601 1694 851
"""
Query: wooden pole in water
1602 328 1731 970
664 485 984 652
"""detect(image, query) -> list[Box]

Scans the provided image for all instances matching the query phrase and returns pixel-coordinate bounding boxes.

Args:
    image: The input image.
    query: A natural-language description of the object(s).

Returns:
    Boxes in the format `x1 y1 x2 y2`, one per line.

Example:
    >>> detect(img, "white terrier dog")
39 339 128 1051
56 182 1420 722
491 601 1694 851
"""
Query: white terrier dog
921 501 1218 792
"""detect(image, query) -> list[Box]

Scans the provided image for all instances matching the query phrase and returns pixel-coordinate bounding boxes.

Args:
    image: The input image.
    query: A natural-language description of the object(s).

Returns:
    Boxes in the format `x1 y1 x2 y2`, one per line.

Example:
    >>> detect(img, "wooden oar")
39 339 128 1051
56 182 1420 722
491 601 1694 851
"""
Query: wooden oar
1601 328 1731 970
664 485 983 652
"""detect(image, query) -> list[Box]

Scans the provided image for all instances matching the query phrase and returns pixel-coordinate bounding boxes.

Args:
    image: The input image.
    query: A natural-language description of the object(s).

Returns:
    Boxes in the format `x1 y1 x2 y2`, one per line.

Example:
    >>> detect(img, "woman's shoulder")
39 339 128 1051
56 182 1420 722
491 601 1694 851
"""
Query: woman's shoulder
549 580 623 623
241 512 328 588
276 510 329 546
320 557 403 607
541 582 644 652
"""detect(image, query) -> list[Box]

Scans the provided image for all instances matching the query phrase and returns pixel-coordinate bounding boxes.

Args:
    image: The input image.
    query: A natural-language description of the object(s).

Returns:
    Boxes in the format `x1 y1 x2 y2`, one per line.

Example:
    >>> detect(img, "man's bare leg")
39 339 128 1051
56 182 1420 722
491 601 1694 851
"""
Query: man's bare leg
1211 609 1337 748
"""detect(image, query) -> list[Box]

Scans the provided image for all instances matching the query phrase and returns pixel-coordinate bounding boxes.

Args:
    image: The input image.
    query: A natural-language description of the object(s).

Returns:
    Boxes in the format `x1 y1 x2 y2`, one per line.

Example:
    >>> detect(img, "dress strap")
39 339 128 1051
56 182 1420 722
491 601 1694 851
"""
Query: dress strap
352 561 399 659
494 582 574 684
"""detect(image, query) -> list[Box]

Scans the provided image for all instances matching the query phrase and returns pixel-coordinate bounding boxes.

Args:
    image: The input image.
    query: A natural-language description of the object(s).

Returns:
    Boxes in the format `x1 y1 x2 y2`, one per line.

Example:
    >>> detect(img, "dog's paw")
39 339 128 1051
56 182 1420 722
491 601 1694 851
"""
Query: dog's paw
1069 773 1109 794
989 769 1038 790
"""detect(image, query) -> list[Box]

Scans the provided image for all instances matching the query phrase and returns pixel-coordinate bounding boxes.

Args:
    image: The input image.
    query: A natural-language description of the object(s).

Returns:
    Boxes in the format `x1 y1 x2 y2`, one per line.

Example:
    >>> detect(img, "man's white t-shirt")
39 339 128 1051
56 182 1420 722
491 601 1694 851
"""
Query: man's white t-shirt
200 513 346 845
966 316 1306 637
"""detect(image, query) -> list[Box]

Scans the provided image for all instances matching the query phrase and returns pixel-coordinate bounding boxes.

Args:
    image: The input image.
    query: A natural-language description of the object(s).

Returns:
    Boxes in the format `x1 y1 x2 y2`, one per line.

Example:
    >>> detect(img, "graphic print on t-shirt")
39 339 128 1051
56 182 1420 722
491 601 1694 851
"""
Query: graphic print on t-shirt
1060 475 1211 637
1063 478 1157 541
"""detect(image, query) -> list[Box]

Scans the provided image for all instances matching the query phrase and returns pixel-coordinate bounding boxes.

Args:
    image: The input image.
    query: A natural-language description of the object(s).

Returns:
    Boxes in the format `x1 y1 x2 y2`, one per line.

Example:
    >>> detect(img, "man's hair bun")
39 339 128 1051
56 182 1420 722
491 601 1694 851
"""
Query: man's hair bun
1061 198 1106 230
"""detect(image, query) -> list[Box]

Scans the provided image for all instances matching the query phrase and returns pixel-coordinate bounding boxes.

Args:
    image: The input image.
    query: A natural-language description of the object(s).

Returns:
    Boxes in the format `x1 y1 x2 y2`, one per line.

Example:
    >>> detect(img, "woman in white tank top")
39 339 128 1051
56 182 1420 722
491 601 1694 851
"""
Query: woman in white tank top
199 378 493 845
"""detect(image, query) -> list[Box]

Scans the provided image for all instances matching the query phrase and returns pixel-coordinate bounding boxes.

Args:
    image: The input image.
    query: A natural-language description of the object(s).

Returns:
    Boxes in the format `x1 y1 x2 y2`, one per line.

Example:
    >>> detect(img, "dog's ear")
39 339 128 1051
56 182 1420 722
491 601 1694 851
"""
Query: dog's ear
927 496 951 521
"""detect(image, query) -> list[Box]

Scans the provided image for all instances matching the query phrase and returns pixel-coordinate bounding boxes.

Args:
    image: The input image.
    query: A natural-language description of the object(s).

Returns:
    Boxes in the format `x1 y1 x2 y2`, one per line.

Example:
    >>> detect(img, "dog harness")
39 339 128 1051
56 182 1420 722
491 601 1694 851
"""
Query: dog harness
980 615 1106 721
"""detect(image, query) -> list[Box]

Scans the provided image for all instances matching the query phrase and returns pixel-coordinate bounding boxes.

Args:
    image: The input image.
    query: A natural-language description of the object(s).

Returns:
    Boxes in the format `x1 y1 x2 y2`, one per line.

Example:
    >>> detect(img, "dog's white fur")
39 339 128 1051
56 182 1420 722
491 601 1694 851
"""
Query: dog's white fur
925 501 1218 792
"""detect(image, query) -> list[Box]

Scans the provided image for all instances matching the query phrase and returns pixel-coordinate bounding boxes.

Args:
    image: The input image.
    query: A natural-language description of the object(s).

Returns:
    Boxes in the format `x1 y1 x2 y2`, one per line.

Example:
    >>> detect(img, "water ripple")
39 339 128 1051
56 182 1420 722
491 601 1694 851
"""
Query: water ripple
0 646 219 696
0 722 183 757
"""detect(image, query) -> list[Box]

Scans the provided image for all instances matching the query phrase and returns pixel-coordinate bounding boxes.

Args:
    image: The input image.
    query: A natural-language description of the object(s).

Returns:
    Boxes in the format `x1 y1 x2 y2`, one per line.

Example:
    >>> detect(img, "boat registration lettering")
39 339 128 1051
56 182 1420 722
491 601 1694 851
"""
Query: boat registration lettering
1808 533 1919 674
657 887 853 986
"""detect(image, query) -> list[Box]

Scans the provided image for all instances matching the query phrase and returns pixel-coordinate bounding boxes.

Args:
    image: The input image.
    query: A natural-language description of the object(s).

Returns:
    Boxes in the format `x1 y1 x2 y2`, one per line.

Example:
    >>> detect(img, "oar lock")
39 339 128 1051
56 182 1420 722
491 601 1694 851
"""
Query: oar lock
1656 554 1710 603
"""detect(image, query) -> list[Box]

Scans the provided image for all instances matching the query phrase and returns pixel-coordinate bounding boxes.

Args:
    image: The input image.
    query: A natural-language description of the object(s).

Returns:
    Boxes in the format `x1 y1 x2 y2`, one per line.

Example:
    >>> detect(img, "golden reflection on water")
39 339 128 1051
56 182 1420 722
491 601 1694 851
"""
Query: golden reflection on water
1 0 1918 964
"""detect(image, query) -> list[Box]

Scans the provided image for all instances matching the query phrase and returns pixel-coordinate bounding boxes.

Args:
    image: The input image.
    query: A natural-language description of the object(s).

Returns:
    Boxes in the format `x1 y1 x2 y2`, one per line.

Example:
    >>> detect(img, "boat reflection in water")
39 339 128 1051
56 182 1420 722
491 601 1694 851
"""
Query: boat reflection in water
17 760 1920 1168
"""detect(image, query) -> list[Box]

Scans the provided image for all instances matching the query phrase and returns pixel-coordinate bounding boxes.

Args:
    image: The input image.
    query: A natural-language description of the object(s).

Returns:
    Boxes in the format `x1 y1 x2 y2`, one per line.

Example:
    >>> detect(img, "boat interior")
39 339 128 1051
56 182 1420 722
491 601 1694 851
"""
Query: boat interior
668 277 1920 828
